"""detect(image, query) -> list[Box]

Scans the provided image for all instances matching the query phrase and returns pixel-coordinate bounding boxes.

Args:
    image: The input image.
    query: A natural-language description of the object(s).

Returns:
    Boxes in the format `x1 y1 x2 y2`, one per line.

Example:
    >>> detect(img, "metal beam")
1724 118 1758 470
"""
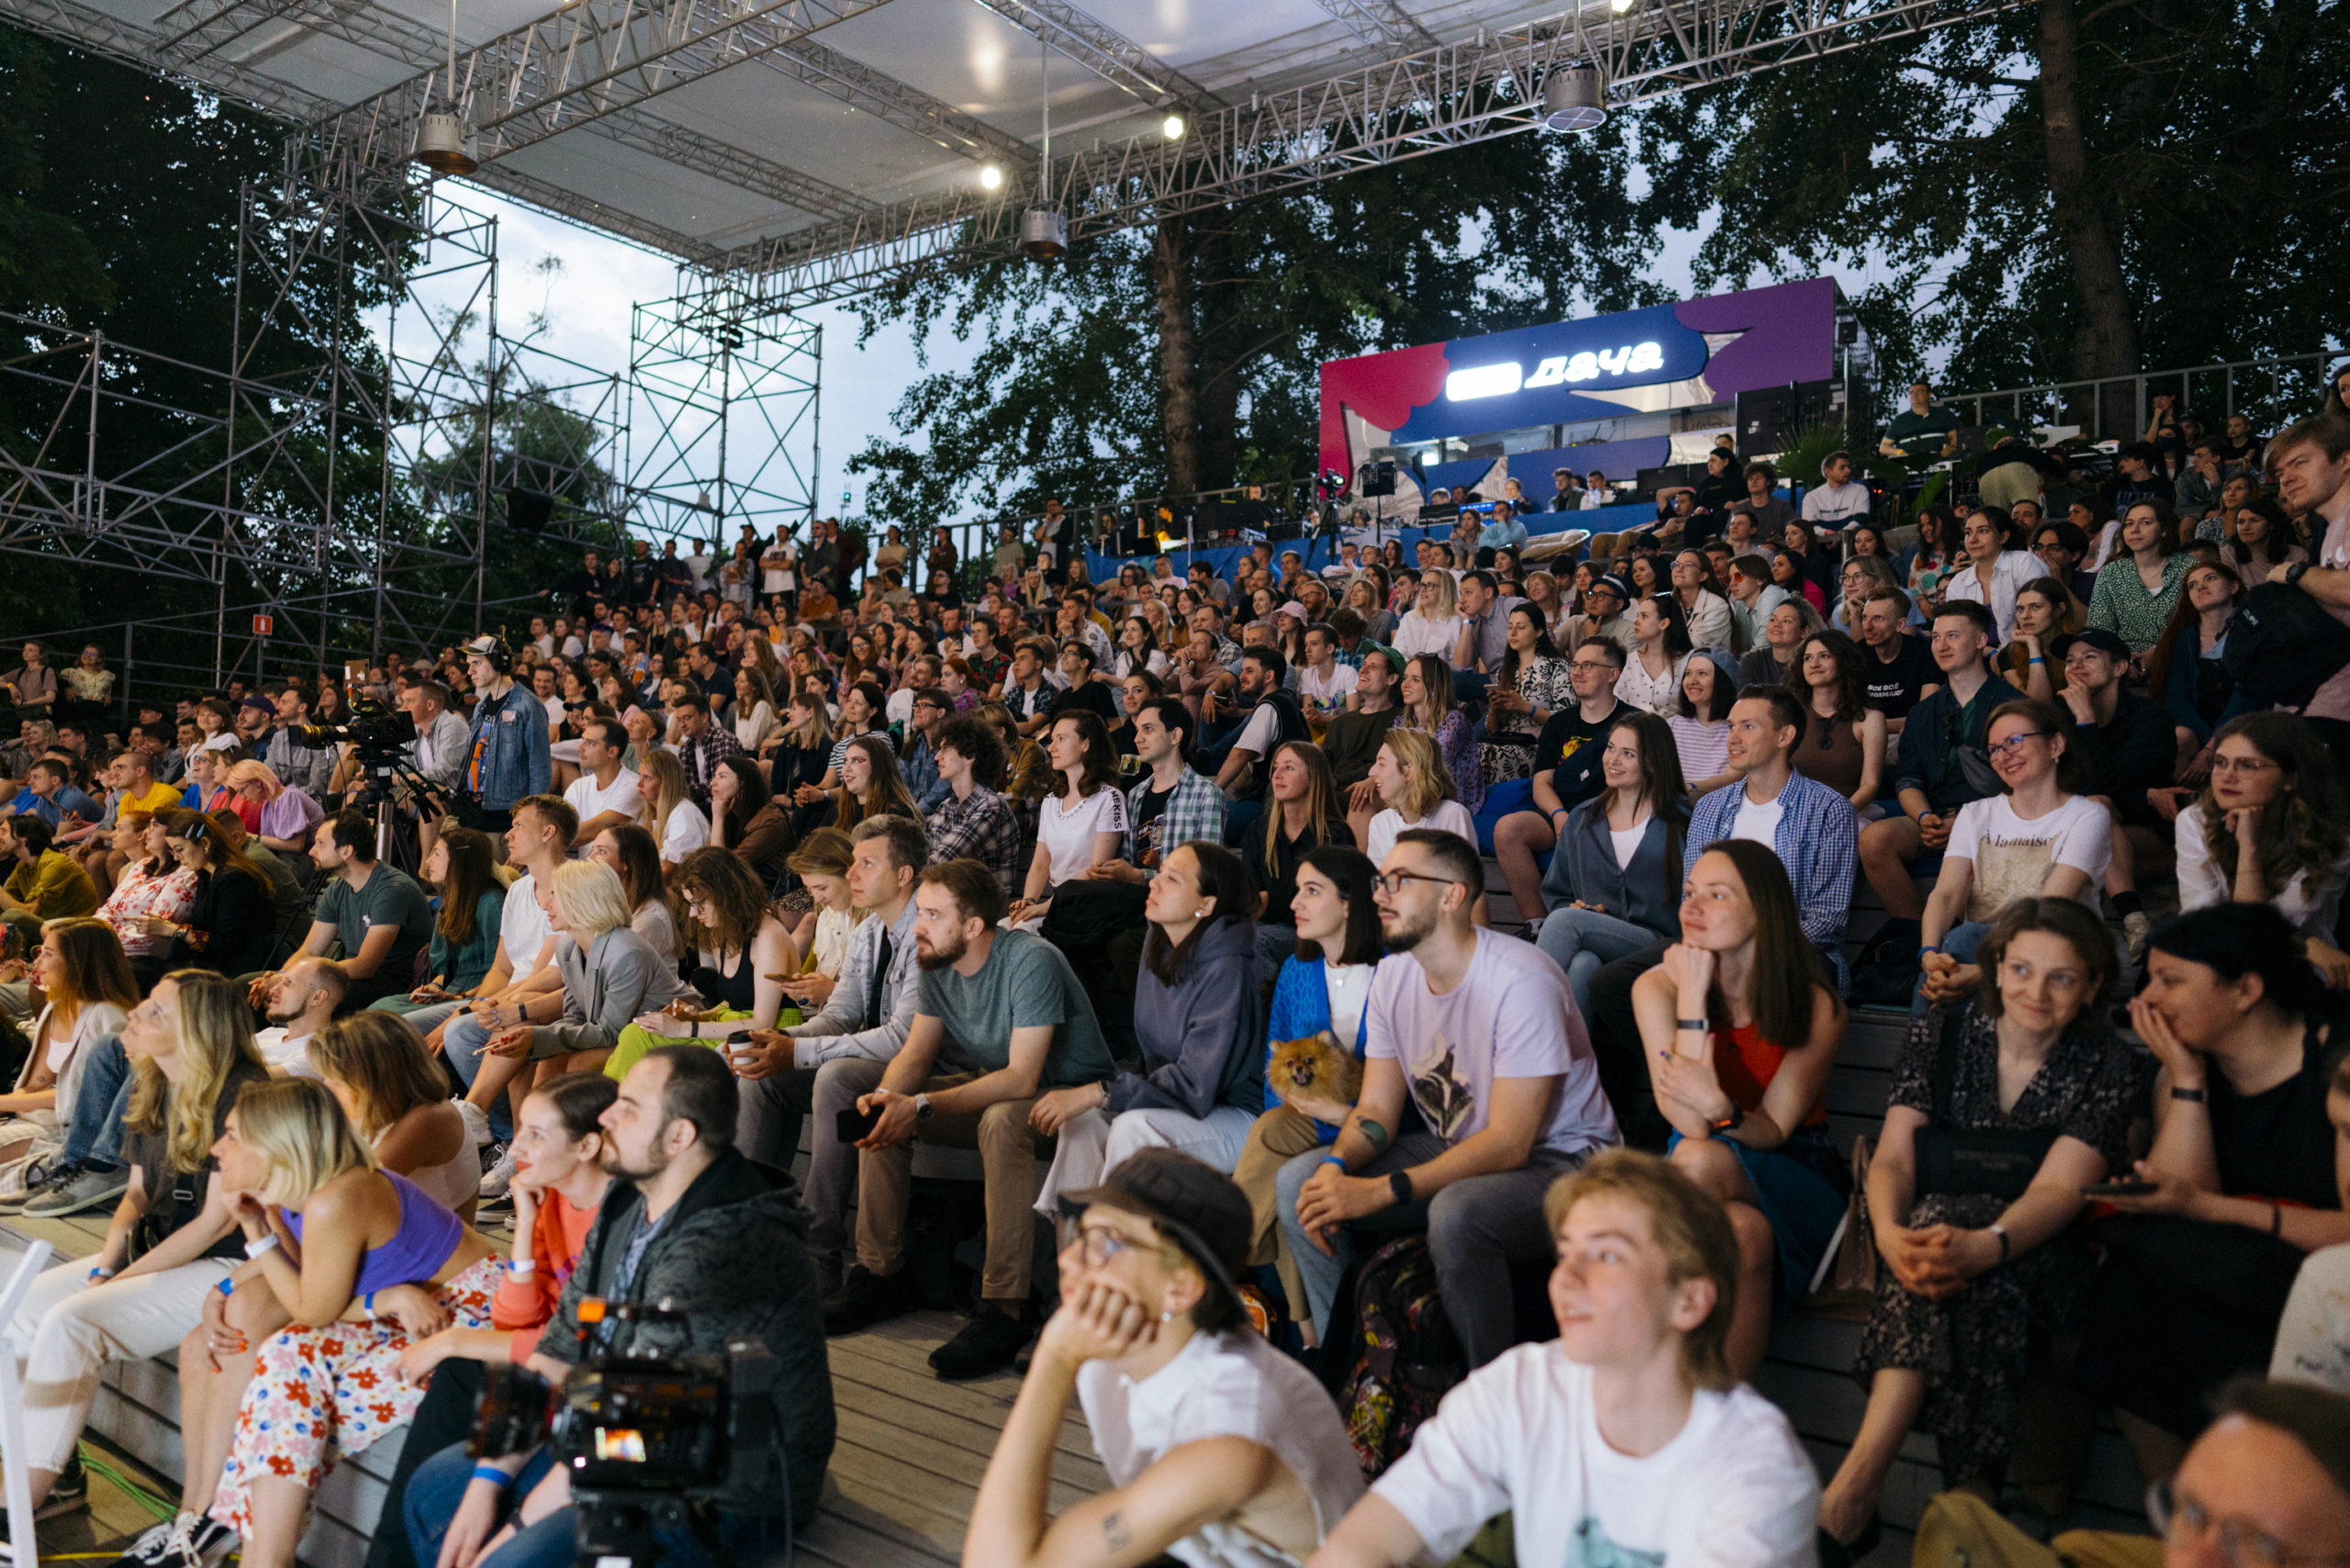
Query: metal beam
718 0 2033 306
1307 0 1438 51
965 0 1214 106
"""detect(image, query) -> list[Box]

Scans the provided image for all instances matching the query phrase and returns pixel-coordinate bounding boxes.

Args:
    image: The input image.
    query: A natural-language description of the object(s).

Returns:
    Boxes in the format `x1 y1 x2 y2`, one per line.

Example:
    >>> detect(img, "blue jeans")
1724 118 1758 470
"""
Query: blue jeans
1910 921 1989 1019
405 1440 790 1568
61 1033 129 1170
441 1014 513 1139
1535 907 1659 1024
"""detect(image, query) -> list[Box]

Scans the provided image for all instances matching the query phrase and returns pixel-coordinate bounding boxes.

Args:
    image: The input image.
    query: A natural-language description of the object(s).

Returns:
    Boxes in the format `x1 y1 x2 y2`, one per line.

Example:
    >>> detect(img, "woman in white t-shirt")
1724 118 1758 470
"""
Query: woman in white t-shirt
1008 711 1128 931
731 666 778 754
632 748 709 879
1362 728 1477 870
1612 594 1695 718
1916 698 2113 1014
1391 567 1462 661
2173 712 2350 986
1318 1150 1818 1568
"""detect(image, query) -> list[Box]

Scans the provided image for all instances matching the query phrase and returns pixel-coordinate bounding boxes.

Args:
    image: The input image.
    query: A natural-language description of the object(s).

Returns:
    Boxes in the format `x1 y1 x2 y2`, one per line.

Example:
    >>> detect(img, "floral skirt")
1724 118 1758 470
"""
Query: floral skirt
208 1256 503 1537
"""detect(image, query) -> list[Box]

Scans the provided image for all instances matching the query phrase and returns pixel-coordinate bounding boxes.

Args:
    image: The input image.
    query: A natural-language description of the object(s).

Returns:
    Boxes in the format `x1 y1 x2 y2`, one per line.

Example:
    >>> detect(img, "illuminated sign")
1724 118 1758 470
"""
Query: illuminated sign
1445 342 1668 401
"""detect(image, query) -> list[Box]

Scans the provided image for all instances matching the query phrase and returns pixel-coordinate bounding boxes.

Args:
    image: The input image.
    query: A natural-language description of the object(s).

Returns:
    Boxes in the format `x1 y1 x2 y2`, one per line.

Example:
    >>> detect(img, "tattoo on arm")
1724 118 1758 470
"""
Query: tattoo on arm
1357 1118 1391 1152
1102 1511 1131 1551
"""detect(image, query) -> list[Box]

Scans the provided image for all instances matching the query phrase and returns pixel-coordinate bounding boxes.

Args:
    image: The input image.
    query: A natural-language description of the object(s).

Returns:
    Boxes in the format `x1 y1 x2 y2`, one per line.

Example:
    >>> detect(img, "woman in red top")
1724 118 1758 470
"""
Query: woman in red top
1631 838 1850 1381
393 1071 614 1383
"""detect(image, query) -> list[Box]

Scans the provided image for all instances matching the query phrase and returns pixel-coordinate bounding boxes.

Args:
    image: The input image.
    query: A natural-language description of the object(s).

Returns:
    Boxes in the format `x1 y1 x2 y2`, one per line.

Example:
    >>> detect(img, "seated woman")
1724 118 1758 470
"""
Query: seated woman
608 846 796 1081
1477 603 1570 785
1736 598 1821 689
1383 654 1481 830
828 733 922 834
2147 558 2254 782
1791 630 1887 814
1992 576 2082 704
196 1079 500 1568
632 748 709 879
97 812 196 991
1914 700 2112 1015
1536 711 1688 1029
226 761 323 857
968 1151 1363 1568
777 827 856 1013
62 973 270 1561
709 753 791 886
145 808 278 980
2076 903 2350 1483
1630 840 1847 1382
1666 649 1740 797
372 824 502 1017
587 822 677 972
0 917 135 1169
466 861 688 1119
2171 714 2350 988
1009 711 1128 931
25 970 267 1556
1245 741 1351 985
1361 729 1475 869
1233 845 1382 1341
1613 594 1695 719
1817 898 2138 1560
768 692 837 837
1029 844 1265 1215
308 1013 480 1218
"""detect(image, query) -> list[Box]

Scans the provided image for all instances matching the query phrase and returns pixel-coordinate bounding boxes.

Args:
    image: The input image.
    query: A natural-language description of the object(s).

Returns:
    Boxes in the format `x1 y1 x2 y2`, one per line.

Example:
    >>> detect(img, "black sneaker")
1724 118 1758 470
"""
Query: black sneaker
928 1304 1031 1381
822 1265 914 1337
0 1160 76 1215
102 1510 238 1568
0 1455 89 1540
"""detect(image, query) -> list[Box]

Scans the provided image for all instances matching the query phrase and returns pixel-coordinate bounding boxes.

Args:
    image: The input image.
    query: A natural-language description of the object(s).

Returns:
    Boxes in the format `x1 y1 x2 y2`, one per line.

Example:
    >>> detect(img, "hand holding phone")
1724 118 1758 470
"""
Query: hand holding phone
835 1103 882 1144
2081 1179 2157 1198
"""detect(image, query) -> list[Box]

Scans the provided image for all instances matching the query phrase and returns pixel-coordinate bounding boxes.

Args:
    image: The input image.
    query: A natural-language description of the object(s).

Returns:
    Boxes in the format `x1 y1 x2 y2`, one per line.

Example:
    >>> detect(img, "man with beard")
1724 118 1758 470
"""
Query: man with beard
251 956 349 1077
401 1048 834 1568
825 858 1118 1379
1274 831 1619 1369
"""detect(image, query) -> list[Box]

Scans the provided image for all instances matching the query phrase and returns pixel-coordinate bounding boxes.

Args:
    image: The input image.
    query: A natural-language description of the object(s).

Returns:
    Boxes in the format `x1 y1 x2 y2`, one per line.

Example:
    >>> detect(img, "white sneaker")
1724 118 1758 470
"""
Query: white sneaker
479 1145 520 1201
457 1099 492 1148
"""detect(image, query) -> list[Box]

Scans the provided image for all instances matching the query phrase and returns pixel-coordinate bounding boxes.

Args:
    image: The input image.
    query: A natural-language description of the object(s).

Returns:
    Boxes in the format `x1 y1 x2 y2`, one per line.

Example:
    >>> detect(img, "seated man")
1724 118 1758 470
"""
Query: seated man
251 955 349 1076
732 814 926 1293
1275 830 1619 1369
266 812 435 1009
1307 1149 1818 1568
2057 627 2176 958
824 858 1118 1379
968 1150 1365 1568
404 1048 834 1568
1857 586 1939 734
1858 601 2023 934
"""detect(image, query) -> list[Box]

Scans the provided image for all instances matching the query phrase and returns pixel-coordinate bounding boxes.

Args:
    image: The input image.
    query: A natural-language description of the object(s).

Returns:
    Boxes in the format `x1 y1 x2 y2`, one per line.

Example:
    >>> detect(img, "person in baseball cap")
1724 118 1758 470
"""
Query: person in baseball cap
969 1148 1364 1568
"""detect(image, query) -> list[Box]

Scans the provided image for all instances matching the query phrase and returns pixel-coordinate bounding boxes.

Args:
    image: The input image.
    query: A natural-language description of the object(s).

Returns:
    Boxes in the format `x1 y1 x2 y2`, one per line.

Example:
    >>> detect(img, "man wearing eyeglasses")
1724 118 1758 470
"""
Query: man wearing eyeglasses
1568 575 1637 655
2056 628 2176 960
1491 639 1633 930
1274 830 1619 1370
899 686 954 813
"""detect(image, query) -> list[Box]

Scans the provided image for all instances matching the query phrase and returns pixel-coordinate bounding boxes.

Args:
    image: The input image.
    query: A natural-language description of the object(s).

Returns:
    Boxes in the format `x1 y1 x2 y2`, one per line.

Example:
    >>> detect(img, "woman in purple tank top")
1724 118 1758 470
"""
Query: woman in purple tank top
185 1079 499 1568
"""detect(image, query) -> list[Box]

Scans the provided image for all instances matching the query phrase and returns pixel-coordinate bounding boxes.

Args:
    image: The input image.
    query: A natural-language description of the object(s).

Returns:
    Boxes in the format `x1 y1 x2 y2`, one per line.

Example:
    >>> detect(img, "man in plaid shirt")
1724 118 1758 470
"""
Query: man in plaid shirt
924 713 1026 900
1085 697 1226 883
667 696 743 810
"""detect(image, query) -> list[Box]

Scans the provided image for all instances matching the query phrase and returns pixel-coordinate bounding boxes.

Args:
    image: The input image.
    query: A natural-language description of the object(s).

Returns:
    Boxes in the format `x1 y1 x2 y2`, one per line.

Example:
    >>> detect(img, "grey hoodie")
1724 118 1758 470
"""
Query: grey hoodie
1106 915 1266 1117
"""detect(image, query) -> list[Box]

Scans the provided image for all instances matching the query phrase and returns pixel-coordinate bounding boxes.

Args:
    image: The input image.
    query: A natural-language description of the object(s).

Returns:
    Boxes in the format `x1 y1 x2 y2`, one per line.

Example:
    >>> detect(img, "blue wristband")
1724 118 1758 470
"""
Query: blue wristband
471 1465 514 1490
1318 1155 1348 1171
364 1291 375 1315
217 1277 234 1298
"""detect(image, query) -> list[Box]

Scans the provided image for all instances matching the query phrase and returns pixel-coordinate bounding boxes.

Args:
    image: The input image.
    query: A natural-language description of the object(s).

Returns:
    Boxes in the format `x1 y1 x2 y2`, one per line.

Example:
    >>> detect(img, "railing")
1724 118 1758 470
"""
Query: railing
1944 352 2338 447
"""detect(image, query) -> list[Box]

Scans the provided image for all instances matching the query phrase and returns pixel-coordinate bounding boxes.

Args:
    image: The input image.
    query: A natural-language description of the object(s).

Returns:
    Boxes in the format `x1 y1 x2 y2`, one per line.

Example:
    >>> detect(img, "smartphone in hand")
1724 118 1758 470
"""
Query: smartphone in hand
835 1103 882 1143
2081 1179 2157 1198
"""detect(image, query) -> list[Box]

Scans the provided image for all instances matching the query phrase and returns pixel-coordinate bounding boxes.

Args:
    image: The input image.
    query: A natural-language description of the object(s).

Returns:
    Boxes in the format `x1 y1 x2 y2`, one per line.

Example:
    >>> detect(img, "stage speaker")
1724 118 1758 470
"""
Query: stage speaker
504 488 554 533
1358 459 1397 498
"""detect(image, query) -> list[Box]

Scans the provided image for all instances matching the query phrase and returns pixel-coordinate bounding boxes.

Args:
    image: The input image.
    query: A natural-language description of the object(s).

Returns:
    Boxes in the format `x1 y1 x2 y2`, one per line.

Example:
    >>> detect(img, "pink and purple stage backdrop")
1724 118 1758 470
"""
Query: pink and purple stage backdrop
1317 277 1838 481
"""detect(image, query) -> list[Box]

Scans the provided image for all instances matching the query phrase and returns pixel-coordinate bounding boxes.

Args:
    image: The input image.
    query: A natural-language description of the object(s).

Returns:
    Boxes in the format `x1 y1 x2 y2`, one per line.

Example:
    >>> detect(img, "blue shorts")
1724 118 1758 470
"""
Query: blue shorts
1667 1126 1849 1309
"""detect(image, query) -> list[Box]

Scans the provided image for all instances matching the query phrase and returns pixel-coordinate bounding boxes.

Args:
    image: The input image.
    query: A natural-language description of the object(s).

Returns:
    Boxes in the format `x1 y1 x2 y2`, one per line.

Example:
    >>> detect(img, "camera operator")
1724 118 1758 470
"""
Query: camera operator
402 681 471 866
460 637 552 834
404 1047 834 1568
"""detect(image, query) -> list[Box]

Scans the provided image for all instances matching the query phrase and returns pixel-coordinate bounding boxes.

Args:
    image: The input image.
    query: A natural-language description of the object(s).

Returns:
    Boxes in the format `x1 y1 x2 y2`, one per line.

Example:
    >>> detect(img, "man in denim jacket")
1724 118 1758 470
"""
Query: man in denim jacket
460 635 551 832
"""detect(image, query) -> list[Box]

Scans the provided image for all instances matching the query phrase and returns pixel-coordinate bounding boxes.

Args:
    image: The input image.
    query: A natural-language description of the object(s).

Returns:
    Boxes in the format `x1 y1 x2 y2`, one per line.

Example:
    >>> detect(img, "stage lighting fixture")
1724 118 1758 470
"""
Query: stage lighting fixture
979 163 1003 189
1611 0 1638 12
1162 113 1185 140
412 0 477 174
1541 65 1607 131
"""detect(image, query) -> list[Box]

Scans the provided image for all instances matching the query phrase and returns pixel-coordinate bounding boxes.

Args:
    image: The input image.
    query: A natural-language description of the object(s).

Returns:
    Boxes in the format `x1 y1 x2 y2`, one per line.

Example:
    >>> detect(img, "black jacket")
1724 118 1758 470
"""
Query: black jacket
541 1150 834 1526
2073 688 2175 797
173 865 277 977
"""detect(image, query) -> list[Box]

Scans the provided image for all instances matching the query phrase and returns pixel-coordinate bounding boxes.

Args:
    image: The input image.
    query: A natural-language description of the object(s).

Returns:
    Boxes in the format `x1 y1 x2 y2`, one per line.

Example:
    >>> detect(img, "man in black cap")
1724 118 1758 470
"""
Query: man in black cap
2056 626 2175 958
966 1149 1365 1568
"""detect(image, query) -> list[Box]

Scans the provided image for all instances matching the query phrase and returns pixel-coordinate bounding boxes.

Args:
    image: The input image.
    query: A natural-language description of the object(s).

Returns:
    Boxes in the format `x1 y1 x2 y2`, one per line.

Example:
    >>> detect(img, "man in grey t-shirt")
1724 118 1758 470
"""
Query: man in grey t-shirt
274 811 434 1007
827 858 1114 1381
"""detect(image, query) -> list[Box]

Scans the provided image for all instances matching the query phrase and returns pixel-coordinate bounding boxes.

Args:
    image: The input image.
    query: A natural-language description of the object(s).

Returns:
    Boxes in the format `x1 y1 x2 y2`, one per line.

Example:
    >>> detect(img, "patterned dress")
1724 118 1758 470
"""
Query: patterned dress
1479 655 1573 785
1852 1004 2138 1480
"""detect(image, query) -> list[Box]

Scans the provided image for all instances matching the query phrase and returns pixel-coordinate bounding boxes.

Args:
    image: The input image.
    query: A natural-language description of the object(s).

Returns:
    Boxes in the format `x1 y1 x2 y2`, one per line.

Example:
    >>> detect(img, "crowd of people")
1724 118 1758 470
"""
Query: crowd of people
0 395 2344 1568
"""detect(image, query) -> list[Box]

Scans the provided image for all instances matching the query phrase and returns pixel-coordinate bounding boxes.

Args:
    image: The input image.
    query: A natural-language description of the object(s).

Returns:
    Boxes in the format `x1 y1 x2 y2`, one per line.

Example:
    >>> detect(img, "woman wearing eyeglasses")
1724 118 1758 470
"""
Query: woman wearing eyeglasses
1912 700 2113 1017
2172 714 2350 989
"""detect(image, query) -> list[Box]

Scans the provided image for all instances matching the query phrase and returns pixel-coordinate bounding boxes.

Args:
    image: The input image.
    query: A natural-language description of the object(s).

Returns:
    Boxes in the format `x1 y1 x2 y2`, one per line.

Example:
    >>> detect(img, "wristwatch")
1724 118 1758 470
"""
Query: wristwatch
1710 1103 1746 1136
912 1093 934 1123
2288 561 2312 587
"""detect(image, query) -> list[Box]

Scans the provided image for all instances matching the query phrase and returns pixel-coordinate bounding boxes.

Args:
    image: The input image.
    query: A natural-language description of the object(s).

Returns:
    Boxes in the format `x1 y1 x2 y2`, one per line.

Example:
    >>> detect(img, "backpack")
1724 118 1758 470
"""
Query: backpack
2222 583 2350 708
1329 1237 1465 1477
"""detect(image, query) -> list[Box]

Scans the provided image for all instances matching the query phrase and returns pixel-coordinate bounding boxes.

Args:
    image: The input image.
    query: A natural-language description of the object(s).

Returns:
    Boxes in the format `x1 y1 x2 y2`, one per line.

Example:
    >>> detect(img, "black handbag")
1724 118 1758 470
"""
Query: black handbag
1914 1010 2057 1202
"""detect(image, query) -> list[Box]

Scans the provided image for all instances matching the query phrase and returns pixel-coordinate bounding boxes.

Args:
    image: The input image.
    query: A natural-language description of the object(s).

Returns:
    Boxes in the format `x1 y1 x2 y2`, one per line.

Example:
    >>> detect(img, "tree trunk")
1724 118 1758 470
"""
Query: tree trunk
2037 0 2139 379
1151 213 1202 497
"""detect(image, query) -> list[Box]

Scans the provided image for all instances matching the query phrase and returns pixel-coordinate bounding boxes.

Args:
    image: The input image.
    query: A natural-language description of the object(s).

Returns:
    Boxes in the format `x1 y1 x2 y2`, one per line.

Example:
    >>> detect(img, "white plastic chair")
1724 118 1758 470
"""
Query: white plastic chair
0 1238 56 1568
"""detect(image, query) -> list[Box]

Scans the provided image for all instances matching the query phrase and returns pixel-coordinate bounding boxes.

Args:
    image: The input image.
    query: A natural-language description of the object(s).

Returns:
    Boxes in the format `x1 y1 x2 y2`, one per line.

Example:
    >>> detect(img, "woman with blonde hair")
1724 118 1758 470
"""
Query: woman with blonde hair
464 859 688 1116
632 746 710 879
307 1012 479 1215
609 846 797 1078
224 760 323 854
1366 654 1480 846
191 1078 499 1568
1361 728 1476 868
1393 566 1461 660
3 970 266 1534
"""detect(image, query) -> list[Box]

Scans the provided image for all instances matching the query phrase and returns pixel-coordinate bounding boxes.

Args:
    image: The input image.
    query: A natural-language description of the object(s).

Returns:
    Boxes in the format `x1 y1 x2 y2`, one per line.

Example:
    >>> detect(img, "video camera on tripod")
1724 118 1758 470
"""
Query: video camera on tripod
472 1300 781 1568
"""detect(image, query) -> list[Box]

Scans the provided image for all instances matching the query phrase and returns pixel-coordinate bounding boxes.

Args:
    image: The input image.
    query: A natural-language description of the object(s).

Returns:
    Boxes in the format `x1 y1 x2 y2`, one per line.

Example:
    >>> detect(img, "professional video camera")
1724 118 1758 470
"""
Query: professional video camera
473 1301 779 1568
294 694 416 762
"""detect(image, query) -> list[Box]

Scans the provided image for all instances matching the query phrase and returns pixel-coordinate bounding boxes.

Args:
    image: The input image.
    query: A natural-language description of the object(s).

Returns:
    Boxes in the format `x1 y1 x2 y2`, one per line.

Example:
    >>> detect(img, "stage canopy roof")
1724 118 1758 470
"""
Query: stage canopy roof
3 0 2021 307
